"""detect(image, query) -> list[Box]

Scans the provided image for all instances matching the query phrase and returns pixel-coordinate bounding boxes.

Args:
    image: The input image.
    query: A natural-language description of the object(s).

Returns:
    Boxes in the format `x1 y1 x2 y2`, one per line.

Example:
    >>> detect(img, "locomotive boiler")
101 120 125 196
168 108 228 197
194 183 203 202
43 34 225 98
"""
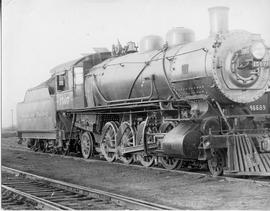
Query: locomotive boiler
88 28 269 106
17 7 270 176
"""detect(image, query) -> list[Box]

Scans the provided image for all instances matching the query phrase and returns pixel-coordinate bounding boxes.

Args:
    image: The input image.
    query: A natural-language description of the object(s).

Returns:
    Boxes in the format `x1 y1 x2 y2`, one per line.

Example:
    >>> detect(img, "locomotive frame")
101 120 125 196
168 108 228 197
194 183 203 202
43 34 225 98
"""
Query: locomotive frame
17 50 270 176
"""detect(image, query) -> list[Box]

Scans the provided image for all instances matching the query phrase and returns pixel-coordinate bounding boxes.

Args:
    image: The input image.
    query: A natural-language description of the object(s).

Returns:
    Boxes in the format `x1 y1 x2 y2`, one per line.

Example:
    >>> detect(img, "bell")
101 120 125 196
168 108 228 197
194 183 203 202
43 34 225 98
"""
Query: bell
126 41 138 53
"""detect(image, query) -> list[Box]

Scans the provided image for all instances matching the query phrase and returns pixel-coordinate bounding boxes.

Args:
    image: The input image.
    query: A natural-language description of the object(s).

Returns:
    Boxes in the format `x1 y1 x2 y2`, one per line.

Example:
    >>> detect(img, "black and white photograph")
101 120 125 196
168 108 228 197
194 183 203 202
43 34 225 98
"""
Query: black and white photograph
2 0 270 210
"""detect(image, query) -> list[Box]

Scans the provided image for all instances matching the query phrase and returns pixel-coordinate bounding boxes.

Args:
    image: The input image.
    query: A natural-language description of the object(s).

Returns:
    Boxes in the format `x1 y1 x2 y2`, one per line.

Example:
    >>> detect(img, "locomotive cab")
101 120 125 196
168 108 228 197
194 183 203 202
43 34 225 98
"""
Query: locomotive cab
50 52 111 110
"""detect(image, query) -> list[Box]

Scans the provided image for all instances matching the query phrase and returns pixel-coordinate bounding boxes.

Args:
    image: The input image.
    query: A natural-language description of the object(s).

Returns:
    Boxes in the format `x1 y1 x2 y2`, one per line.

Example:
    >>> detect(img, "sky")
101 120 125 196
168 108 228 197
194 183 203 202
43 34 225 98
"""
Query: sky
2 0 270 128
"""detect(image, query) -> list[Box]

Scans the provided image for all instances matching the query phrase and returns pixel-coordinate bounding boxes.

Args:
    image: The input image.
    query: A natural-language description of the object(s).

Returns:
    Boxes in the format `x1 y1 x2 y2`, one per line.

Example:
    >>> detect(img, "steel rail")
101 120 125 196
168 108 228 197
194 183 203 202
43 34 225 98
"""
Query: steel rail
1 184 70 210
2 166 177 210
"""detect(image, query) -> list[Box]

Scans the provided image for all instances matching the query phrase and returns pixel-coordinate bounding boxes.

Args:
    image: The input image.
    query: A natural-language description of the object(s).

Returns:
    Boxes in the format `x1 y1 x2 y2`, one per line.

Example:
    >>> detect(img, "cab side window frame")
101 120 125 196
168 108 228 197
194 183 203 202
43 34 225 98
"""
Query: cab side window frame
57 74 65 91
56 70 70 92
74 67 84 86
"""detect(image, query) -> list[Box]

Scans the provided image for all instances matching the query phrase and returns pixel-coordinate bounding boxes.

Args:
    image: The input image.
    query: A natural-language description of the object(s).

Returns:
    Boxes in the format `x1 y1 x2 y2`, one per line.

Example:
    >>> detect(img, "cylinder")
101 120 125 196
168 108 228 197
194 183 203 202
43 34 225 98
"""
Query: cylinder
166 27 195 47
208 6 229 36
161 122 201 159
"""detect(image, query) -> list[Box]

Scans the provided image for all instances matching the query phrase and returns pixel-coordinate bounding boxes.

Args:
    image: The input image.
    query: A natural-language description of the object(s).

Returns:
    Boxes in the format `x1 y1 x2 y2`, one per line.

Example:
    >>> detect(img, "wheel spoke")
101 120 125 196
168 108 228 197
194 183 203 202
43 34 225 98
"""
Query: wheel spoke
117 122 135 165
108 128 114 137
208 150 225 176
100 122 118 162
81 132 93 159
160 156 181 170
138 154 155 167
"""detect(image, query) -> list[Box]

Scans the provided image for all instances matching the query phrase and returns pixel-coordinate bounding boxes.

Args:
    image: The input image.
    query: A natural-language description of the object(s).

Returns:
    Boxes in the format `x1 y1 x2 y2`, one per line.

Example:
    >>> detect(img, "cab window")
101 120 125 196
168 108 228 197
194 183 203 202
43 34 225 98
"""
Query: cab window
74 67 83 85
57 72 68 91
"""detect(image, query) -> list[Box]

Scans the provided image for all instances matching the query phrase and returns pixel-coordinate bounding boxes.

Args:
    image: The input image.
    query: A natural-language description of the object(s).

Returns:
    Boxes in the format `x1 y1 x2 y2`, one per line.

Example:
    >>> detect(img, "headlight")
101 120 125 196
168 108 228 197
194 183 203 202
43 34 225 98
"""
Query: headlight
250 42 266 60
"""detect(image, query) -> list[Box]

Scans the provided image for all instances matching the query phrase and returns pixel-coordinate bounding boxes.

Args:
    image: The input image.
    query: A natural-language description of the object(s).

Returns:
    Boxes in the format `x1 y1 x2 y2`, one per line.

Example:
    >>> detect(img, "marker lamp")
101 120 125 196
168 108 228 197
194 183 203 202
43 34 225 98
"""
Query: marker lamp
250 42 266 60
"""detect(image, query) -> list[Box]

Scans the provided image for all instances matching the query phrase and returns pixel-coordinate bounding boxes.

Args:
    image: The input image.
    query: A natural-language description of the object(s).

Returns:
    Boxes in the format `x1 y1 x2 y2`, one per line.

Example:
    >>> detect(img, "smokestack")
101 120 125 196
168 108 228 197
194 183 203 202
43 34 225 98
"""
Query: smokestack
208 6 229 36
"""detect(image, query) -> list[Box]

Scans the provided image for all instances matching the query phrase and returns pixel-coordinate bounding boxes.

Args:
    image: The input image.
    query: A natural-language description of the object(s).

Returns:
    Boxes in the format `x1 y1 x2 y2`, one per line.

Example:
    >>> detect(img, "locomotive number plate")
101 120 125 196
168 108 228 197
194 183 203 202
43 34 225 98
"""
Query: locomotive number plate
249 104 266 111
253 60 270 67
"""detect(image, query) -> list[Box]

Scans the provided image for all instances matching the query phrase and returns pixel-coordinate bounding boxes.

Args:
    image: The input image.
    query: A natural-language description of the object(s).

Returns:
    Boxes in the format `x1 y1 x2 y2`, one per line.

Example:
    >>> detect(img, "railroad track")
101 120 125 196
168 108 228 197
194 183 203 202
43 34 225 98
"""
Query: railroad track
3 141 270 186
1 166 177 210
2 185 66 210
4 143 270 184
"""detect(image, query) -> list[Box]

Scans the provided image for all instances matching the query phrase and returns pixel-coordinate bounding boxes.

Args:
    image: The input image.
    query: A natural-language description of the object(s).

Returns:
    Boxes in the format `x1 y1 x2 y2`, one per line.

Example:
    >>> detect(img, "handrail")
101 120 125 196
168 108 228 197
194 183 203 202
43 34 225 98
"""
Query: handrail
127 50 163 99
91 50 163 105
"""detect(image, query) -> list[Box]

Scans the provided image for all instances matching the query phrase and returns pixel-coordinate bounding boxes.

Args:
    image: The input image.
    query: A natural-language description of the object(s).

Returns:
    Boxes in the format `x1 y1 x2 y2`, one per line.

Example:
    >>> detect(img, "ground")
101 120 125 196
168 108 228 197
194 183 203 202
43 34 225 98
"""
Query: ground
1 137 270 209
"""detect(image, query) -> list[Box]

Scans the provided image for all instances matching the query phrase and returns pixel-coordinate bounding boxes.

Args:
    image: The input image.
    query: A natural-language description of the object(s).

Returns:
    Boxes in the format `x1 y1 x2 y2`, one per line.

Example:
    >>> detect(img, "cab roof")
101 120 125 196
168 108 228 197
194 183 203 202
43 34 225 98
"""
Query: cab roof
49 57 84 75
49 52 112 76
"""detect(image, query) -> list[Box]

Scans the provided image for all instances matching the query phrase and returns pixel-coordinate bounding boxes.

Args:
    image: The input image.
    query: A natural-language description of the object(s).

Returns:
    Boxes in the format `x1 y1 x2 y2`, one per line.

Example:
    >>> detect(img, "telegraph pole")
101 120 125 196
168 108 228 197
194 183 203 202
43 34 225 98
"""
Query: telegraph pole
11 109 14 130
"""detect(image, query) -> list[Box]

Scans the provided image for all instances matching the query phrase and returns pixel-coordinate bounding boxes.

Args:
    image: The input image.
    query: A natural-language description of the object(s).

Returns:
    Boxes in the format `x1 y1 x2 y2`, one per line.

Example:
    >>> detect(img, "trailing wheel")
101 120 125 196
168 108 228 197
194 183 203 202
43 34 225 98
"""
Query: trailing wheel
30 139 38 151
81 132 94 159
39 140 46 152
208 150 225 176
26 139 35 149
100 121 118 162
32 139 45 152
117 122 135 164
62 140 70 155
136 121 155 167
159 121 183 170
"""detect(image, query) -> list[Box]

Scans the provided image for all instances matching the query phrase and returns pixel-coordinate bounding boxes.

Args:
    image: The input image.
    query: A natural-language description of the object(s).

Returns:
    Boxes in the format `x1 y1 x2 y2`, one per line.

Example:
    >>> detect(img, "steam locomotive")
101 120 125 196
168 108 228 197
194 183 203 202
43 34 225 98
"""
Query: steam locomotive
17 7 270 176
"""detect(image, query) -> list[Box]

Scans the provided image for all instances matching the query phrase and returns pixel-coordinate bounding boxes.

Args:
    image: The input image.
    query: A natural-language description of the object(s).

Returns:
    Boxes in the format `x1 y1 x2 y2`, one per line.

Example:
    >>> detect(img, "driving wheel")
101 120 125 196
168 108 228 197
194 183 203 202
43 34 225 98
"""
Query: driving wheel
100 121 118 162
136 121 155 167
117 122 135 164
